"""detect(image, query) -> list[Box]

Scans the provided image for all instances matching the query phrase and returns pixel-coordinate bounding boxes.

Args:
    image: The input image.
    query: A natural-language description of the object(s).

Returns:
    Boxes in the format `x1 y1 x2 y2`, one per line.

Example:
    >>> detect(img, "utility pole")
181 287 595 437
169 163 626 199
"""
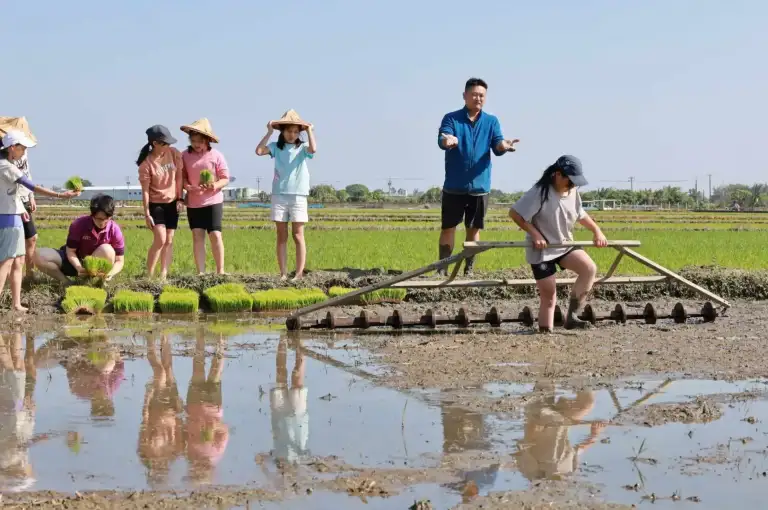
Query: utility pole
707 174 712 201
255 177 262 194
629 176 635 192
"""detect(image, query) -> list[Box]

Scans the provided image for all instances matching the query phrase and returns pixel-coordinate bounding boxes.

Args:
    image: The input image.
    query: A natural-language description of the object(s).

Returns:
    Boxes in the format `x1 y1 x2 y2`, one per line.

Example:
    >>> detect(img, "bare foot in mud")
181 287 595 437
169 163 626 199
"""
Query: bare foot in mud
291 275 304 283
13 305 28 313
280 275 288 282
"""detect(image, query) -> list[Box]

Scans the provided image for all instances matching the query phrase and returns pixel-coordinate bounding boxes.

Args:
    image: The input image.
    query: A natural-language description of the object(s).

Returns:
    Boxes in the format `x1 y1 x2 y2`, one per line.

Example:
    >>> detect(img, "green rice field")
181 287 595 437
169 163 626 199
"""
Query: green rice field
29 205 768 278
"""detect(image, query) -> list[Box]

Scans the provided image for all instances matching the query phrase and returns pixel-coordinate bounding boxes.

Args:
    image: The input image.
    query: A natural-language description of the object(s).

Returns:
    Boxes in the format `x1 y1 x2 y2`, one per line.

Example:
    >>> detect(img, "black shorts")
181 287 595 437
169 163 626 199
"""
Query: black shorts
531 247 582 281
57 246 82 278
441 193 489 230
187 203 223 233
149 201 180 230
22 202 36 240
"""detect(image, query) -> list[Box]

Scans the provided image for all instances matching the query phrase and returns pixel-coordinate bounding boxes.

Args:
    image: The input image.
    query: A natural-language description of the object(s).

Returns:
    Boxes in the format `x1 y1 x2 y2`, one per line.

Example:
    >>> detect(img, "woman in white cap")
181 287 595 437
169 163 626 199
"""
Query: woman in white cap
0 130 79 311
509 155 607 332
180 118 230 275
255 110 317 281
137 125 184 280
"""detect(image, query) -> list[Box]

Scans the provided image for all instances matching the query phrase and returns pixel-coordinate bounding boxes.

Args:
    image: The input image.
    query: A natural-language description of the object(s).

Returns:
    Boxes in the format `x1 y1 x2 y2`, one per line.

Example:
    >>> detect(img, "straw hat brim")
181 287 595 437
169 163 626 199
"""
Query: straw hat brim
271 119 311 131
180 125 219 143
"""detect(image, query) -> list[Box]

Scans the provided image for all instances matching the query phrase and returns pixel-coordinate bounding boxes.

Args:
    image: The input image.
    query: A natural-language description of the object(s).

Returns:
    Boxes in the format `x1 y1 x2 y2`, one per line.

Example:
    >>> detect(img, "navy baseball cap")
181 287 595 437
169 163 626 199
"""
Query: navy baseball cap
146 125 177 145
555 155 587 187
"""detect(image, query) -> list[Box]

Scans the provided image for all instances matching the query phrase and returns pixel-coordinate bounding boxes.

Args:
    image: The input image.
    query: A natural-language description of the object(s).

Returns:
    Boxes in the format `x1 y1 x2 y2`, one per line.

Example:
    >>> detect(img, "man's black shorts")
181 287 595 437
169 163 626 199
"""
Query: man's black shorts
530 247 582 281
57 246 82 277
149 201 180 230
441 193 489 230
22 202 36 240
187 203 223 233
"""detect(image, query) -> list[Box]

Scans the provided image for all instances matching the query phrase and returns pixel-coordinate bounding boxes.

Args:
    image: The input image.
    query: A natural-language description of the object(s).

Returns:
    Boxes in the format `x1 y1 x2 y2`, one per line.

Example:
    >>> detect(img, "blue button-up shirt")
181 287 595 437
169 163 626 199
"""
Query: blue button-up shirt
438 107 506 194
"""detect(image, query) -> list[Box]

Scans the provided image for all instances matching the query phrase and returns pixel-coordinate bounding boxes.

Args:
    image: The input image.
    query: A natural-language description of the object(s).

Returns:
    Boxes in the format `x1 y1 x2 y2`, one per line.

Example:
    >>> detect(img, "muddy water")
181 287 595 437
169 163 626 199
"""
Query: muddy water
1 320 767 509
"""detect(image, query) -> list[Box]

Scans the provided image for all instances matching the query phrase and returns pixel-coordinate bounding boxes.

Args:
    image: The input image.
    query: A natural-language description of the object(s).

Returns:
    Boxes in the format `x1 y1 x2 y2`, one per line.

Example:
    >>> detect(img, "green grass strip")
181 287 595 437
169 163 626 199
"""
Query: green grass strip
111 290 155 314
251 287 328 311
203 283 254 313
158 286 200 313
61 286 107 314
327 286 406 305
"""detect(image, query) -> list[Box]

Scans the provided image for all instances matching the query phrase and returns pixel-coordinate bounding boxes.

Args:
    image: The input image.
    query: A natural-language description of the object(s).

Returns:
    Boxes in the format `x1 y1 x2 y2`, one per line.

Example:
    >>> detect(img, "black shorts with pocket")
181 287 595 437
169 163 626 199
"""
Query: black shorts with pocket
530 247 582 281
187 203 223 233
441 192 489 230
57 246 82 278
22 202 37 240
149 201 180 230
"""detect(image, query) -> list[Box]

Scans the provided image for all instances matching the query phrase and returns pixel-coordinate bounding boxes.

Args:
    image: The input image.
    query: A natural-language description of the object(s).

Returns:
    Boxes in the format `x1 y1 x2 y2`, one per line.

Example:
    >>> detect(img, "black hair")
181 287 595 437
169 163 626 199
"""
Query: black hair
0 147 8 160
136 142 152 166
90 194 116 217
465 77 488 92
186 133 212 153
276 126 303 151
534 164 575 204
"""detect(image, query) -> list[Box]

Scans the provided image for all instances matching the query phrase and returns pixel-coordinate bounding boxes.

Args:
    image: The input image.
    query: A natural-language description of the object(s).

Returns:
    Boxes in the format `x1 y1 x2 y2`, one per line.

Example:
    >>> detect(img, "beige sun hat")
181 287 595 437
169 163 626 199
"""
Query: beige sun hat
271 109 311 131
180 117 219 143
0 116 37 143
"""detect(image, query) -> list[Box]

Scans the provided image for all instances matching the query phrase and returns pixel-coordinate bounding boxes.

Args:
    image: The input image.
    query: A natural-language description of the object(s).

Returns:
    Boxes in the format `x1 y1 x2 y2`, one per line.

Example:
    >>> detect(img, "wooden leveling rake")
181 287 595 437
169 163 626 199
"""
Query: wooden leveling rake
286 240 730 331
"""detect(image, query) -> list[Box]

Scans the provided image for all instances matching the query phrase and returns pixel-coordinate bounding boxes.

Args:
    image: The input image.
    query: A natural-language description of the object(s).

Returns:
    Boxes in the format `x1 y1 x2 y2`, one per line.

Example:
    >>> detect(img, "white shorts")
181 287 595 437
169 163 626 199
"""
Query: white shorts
271 194 309 223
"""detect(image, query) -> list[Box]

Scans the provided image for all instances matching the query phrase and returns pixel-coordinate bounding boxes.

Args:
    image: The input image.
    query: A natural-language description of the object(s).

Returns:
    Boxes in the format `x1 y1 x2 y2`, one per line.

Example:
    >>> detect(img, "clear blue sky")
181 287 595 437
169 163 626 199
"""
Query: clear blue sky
4 0 765 193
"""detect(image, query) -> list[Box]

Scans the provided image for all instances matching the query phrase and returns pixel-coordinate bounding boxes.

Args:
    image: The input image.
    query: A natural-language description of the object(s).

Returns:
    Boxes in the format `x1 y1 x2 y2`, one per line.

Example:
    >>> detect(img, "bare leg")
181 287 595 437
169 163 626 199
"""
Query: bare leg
275 222 289 279
437 227 456 276
10 256 26 312
0 258 12 305
535 275 557 332
33 248 69 284
25 235 37 278
91 244 116 264
276 338 288 388
291 222 306 280
160 229 176 279
192 229 207 274
464 227 481 275
146 225 167 278
209 231 225 274
559 250 598 330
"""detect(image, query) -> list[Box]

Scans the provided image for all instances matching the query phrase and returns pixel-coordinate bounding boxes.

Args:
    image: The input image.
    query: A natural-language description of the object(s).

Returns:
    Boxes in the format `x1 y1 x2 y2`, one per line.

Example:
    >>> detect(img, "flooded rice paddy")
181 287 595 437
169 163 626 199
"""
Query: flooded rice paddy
1 318 767 509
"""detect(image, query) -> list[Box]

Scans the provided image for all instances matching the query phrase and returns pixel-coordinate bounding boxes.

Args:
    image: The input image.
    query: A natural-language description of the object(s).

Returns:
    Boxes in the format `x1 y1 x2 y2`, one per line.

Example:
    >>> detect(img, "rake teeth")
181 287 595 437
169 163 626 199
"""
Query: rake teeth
286 301 718 330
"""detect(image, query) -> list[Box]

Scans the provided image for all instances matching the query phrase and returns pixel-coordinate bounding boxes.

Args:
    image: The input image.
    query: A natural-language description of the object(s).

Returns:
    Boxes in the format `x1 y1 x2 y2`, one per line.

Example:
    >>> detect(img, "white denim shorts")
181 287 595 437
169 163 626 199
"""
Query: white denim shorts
271 194 309 223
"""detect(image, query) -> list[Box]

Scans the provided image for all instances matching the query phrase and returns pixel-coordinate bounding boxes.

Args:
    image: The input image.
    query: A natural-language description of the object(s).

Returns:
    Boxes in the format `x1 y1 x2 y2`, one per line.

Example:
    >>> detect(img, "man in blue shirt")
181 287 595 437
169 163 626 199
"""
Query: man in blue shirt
437 77 519 275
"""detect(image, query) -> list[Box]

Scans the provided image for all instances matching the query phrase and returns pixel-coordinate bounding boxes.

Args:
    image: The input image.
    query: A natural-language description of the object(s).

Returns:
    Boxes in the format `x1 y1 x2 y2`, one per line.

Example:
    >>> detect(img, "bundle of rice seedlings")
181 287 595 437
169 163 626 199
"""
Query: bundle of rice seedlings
327 286 406 305
199 169 214 186
251 287 328 311
83 256 113 277
158 286 200 313
203 283 253 313
111 290 155 314
61 286 107 314
64 176 84 192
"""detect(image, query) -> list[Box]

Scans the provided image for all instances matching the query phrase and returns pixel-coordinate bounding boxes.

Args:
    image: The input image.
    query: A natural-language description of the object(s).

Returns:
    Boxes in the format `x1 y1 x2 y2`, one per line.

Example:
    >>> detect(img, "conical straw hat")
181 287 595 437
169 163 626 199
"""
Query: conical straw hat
0 116 37 143
271 109 311 131
180 117 219 143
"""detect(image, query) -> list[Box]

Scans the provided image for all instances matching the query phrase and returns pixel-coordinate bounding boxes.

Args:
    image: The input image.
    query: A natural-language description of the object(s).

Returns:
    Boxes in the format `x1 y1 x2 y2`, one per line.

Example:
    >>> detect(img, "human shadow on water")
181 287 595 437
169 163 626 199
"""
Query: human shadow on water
255 336 309 483
137 333 185 488
0 331 57 492
184 328 229 486
515 381 606 481
60 342 125 419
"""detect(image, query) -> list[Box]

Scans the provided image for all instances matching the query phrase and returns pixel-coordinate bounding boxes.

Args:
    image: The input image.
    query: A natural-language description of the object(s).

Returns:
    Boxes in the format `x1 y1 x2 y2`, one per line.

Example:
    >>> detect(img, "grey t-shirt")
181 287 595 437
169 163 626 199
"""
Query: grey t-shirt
511 185 586 264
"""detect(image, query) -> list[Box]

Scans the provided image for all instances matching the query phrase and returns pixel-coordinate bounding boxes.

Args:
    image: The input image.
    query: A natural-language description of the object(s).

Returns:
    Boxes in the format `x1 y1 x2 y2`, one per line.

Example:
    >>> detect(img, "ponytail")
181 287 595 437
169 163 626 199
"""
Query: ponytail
534 164 559 204
136 142 152 166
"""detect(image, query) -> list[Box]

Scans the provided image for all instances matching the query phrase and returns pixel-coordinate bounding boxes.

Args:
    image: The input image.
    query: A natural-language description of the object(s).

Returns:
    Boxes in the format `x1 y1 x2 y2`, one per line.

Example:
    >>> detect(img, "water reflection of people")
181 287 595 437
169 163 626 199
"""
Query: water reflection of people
185 329 229 485
269 336 309 468
62 344 125 418
516 382 605 481
0 332 49 492
441 404 499 501
138 334 184 487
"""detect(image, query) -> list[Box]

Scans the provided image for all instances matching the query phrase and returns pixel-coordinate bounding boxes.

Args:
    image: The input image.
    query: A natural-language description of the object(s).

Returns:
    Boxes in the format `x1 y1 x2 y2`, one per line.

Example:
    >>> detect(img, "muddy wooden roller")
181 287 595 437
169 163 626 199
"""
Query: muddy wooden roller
518 306 534 327
610 304 628 324
422 309 438 328
701 301 717 322
486 307 502 327
387 310 405 329
643 303 657 324
671 302 688 324
578 304 597 324
456 308 471 328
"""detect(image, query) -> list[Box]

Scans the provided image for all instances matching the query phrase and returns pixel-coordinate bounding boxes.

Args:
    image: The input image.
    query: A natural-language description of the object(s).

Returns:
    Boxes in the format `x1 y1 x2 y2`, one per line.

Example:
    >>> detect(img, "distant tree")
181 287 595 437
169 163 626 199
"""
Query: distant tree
82 179 93 187
420 187 442 203
371 189 385 202
336 189 350 202
310 184 338 203
345 184 369 202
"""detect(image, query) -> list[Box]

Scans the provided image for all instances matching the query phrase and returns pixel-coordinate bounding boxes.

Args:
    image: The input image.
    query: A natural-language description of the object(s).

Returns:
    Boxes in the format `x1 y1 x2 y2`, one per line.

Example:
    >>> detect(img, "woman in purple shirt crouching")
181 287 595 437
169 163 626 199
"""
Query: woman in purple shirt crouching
36 195 126 284
0 130 80 312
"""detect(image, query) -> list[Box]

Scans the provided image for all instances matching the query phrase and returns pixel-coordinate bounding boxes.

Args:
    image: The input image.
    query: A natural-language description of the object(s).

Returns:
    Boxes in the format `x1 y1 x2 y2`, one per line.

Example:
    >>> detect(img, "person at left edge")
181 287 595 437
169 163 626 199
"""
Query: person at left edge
0 130 80 311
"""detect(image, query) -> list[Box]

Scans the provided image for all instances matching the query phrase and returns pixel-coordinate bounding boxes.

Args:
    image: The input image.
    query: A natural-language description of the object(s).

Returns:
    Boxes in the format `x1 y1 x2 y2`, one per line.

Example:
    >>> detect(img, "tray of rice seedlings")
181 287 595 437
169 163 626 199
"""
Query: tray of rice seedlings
327 286 406 305
251 287 328 312
111 289 155 314
203 283 253 313
61 286 108 315
199 169 215 187
64 176 85 192
158 286 200 314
